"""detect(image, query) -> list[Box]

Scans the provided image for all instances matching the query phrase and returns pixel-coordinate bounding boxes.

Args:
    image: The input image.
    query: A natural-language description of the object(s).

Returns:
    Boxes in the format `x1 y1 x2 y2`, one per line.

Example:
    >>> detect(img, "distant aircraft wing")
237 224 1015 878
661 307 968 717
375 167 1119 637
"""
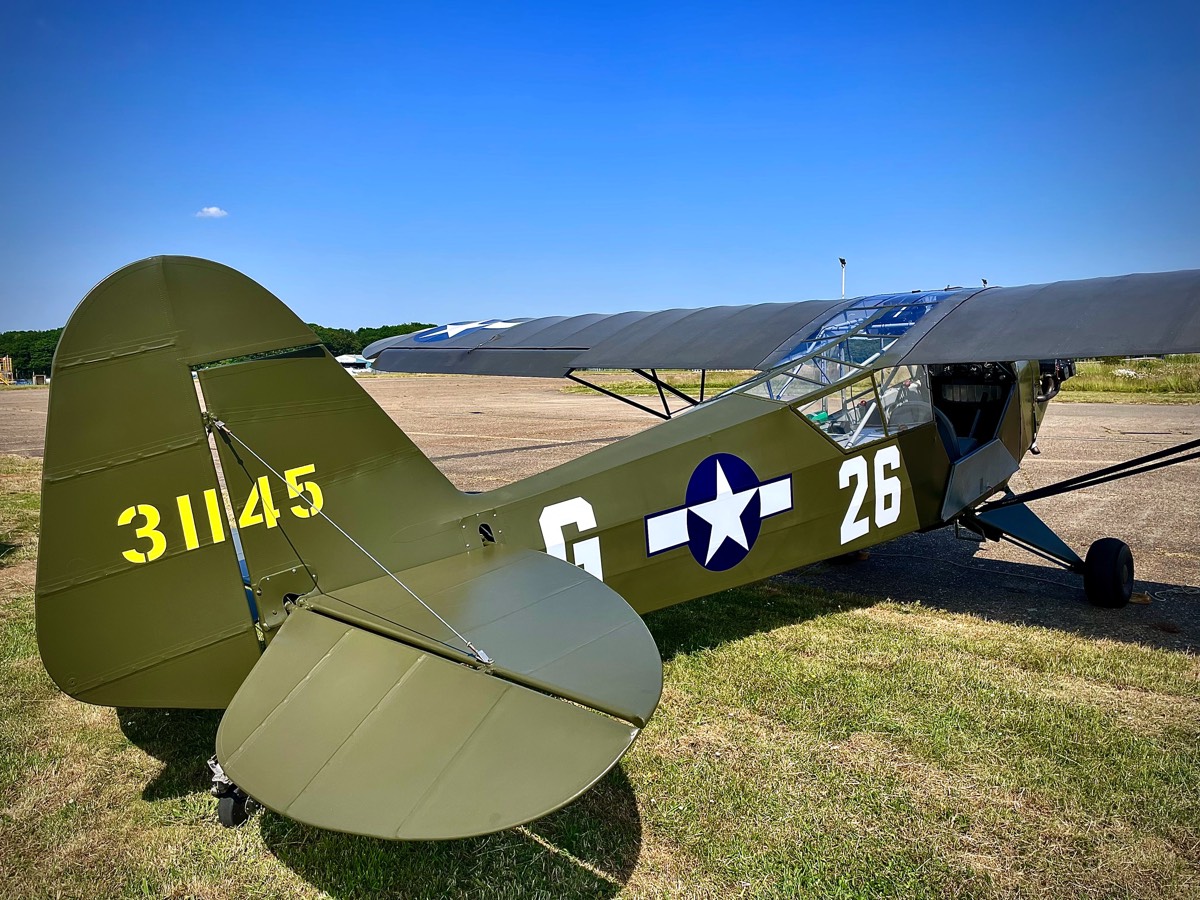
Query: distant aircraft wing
365 270 1200 376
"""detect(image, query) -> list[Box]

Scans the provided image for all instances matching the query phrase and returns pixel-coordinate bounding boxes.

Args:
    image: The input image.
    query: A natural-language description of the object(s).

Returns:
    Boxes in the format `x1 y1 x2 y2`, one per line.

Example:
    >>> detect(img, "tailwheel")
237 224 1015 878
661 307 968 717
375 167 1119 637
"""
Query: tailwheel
208 754 258 829
1083 538 1134 609
218 794 252 828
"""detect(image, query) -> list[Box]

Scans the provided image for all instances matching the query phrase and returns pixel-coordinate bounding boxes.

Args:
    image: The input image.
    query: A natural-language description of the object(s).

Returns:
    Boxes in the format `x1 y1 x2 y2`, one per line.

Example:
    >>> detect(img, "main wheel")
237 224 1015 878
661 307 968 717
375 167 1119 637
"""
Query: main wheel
1083 538 1134 608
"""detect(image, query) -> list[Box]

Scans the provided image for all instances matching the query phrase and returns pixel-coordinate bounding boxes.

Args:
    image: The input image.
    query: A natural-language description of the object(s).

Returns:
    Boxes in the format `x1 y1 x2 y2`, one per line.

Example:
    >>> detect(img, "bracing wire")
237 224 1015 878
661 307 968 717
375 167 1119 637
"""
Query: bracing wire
207 417 493 666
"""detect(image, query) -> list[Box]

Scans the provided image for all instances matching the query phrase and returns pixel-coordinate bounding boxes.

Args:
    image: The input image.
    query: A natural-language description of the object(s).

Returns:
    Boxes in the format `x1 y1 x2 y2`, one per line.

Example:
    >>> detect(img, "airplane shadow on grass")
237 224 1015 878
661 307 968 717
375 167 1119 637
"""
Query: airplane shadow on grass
636 526 1199 664
117 710 643 900
783 527 1199 654
118 707 223 801
255 767 641 899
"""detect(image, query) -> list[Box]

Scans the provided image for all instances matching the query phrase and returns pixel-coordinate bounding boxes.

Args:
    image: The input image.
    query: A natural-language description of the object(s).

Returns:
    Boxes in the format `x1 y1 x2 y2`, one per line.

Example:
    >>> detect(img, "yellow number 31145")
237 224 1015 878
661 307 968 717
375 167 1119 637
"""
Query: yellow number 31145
117 464 323 565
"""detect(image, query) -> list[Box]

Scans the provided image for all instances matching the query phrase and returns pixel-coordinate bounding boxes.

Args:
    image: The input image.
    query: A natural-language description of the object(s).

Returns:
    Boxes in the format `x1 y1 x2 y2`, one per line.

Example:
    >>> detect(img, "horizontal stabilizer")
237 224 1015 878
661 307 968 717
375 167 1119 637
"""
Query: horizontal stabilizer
217 607 644 840
313 546 663 726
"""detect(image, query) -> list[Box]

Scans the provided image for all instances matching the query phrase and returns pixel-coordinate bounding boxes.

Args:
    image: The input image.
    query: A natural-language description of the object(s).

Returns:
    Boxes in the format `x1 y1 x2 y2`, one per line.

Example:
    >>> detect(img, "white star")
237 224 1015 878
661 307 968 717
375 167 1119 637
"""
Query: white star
689 461 757 565
443 320 521 338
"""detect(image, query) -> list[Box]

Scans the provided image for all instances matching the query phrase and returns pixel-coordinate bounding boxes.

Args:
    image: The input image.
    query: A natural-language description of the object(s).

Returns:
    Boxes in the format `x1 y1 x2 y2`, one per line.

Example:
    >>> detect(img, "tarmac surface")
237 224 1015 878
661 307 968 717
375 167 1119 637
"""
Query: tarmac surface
2 377 1197 650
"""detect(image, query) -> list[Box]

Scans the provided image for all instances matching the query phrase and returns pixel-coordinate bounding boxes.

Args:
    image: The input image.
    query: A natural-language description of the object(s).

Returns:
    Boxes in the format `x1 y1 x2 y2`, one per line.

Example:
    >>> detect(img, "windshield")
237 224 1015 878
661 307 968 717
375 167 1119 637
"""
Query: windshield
735 290 956 403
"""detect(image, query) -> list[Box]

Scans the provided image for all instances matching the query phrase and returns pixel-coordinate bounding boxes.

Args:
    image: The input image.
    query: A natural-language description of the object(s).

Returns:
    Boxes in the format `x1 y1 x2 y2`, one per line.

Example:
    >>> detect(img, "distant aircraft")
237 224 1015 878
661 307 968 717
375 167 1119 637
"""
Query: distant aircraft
35 258 1200 838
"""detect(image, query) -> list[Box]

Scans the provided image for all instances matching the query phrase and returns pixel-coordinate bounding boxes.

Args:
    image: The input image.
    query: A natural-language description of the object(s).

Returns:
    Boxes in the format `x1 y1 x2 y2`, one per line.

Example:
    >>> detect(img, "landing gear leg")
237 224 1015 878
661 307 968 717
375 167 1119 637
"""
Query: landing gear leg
960 433 1200 608
961 502 1136 610
208 755 258 828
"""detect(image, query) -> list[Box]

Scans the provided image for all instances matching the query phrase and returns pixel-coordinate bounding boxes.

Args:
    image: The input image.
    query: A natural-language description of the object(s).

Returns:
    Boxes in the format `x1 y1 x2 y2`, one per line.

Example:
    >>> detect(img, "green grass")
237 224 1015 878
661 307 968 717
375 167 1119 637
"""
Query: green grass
1054 390 1200 405
564 359 1200 406
563 370 757 397
1060 355 1200 395
1056 356 1200 404
2 455 1199 898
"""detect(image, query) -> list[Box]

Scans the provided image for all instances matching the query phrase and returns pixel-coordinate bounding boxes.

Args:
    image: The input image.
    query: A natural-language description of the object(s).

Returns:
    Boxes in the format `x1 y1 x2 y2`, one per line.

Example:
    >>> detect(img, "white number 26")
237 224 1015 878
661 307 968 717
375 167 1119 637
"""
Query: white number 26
838 445 902 545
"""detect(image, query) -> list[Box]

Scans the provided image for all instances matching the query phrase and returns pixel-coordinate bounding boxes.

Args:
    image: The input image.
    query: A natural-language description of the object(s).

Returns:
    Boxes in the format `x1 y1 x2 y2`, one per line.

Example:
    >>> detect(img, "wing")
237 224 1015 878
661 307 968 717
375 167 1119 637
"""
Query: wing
891 270 1200 365
365 270 1200 377
363 300 846 376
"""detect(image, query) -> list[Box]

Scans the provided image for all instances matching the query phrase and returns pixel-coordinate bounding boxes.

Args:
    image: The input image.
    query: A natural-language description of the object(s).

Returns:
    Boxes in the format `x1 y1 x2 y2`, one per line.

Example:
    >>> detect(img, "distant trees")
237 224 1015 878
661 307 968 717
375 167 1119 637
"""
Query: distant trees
307 323 436 357
0 322 435 379
0 328 63 379
307 324 360 357
353 324 435 350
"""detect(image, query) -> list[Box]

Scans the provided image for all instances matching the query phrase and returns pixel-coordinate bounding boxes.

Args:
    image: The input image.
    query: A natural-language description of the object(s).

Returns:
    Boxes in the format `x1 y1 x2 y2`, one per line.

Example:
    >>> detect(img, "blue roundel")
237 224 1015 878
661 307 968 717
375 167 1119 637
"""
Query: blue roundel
684 453 763 572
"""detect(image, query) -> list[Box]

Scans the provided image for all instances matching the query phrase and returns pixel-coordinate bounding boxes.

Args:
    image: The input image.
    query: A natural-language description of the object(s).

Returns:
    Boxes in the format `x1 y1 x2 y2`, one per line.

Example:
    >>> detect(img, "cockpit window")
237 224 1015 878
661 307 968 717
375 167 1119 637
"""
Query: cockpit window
738 290 954 409
795 374 885 448
790 366 933 450
877 365 933 433
734 291 949 449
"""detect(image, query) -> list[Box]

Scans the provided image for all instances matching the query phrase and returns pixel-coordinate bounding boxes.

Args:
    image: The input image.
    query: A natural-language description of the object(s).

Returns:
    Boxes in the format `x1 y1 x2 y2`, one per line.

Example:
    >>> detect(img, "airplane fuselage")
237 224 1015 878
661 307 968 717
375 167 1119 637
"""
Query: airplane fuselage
465 360 1044 615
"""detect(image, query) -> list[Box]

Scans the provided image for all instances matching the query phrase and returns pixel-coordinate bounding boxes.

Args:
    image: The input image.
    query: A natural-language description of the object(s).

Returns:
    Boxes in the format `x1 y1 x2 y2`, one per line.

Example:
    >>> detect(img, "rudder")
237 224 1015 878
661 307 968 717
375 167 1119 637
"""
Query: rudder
35 256 460 707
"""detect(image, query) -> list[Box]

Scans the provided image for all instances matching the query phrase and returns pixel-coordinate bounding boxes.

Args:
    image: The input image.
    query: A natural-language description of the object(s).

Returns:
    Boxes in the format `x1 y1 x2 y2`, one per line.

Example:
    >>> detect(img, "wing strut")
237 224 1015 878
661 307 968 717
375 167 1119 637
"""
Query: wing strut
978 435 1200 511
565 367 706 419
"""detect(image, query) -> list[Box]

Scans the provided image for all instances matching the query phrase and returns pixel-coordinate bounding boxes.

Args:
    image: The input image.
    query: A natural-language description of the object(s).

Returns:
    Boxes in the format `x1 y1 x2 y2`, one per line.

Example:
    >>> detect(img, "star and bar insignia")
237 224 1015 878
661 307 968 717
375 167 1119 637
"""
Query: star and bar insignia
645 453 792 571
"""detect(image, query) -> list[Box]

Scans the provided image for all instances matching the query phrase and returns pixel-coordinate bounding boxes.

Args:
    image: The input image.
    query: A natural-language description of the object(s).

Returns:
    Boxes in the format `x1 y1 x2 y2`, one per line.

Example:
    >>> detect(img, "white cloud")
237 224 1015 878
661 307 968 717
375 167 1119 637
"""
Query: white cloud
195 206 228 218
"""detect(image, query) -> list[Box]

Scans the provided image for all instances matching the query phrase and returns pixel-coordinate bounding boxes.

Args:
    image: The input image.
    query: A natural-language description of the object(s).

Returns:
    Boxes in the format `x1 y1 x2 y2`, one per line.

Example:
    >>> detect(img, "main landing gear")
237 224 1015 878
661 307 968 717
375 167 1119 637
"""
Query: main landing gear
958 433 1200 609
959 502 1134 608
208 756 258 828
1082 537 1135 609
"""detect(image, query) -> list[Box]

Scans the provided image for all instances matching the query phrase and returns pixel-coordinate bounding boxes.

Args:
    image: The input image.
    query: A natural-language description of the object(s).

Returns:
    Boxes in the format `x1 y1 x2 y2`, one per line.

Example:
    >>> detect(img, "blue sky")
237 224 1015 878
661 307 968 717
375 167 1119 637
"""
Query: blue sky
2 1 1197 330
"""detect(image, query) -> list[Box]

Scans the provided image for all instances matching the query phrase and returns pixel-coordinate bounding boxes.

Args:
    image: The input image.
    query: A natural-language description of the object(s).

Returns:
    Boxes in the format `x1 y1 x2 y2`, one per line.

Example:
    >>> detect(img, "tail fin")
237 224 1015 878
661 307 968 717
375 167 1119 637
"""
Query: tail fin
36 256 460 707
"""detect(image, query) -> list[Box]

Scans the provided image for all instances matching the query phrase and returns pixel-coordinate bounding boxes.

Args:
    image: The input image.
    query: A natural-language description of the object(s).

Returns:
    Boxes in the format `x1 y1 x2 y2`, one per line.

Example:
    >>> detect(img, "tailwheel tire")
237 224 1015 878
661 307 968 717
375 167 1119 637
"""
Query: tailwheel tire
1083 538 1134 609
218 794 251 828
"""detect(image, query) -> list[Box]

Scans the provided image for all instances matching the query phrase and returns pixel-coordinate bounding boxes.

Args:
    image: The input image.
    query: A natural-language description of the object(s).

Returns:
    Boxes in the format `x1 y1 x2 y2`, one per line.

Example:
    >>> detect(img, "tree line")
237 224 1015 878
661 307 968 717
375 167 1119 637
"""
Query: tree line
0 329 61 378
0 323 435 380
306 323 435 358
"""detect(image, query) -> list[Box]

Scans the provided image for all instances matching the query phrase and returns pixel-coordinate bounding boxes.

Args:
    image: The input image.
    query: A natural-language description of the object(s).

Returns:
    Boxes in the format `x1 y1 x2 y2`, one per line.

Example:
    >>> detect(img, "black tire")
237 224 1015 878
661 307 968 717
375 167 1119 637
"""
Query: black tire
218 794 249 828
1083 538 1134 608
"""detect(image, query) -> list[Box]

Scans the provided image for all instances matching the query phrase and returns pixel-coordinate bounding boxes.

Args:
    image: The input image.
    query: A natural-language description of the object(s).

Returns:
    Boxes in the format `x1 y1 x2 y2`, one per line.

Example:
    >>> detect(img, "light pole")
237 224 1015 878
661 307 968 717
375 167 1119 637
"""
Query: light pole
839 258 846 299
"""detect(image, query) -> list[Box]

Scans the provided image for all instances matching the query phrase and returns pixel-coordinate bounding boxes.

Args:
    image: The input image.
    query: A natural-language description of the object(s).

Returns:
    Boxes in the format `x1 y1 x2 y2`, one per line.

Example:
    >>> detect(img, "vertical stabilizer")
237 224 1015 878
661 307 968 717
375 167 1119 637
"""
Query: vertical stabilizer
37 257 319 706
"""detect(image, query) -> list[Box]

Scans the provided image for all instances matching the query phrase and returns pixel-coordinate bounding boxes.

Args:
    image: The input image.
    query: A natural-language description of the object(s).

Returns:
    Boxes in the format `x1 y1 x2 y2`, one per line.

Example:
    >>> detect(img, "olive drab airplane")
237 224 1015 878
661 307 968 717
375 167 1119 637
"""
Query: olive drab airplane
35 257 1200 838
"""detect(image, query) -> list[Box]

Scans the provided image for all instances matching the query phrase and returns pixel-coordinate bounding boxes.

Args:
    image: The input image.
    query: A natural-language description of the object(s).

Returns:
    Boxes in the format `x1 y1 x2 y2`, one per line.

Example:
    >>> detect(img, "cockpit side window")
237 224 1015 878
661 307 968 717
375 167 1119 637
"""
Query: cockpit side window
729 291 950 448
877 365 933 434
795 374 886 449
790 365 933 450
